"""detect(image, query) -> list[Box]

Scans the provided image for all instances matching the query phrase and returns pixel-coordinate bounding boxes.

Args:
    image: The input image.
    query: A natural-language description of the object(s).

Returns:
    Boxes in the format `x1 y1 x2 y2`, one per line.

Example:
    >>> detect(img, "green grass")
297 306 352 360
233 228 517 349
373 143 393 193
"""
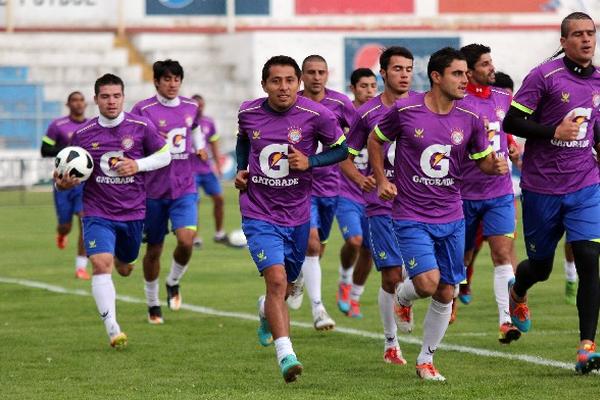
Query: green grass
1 187 599 399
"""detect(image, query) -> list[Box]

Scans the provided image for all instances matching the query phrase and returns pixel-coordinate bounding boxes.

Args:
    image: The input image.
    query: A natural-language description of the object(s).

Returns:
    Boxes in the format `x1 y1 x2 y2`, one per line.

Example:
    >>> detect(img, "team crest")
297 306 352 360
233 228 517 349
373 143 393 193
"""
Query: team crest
185 115 193 127
450 129 464 145
252 130 261 140
495 108 506 120
414 128 424 138
121 136 134 151
92 142 100 149
593 93 600 108
287 126 302 144
67 131 74 139
158 119 167 127
561 92 570 103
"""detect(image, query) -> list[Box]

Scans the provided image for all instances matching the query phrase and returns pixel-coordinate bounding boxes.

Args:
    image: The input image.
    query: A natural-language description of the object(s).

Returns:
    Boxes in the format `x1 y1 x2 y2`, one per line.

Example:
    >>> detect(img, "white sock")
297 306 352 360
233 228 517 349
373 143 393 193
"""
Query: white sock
564 259 577 282
75 255 88 270
91 274 121 338
378 287 399 349
494 264 514 325
350 283 365 302
166 259 188 286
258 295 266 318
339 265 354 285
417 299 452 365
144 279 160 307
274 336 295 364
215 230 226 239
395 279 420 306
302 256 323 311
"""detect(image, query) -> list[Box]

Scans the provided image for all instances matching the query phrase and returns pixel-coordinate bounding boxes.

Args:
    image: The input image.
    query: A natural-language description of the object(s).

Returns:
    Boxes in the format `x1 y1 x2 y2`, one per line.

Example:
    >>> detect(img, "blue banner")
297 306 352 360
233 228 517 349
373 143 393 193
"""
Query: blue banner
146 0 269 15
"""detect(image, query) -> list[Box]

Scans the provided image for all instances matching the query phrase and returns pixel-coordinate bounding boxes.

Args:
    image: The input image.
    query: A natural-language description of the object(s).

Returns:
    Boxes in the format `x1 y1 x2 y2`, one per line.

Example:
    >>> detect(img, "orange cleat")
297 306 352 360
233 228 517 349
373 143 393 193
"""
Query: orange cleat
75 268 91 280
416 362 446 381
56 234 67 249
384 347 407 365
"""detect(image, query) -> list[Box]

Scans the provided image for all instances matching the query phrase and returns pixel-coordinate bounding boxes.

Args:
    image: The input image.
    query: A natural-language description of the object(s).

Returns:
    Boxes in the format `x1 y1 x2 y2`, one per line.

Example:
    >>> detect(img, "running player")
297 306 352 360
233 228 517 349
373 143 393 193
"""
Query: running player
343 46 416 365
349 68 378 108
131 60 202 324
502 12 600 374
370 47 508 380
55 73 170 348
41 91 90 280
236 55 347 382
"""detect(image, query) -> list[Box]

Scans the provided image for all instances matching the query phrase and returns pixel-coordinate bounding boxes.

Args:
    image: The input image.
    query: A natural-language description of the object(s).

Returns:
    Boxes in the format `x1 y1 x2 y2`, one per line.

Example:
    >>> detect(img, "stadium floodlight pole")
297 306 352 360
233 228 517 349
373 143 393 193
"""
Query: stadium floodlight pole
6 0 14 33
226 0 235 33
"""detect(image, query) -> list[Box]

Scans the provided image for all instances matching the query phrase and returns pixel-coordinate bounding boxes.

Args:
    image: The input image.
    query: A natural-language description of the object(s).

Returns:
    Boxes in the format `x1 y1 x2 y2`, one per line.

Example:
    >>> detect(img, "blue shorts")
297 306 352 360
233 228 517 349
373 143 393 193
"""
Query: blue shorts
242 217 310 283
522 184 600 260
82 216 144 263
144 193 198 245
336 196 369 249
368 215 404 271
463 194 516 251
310 196 338 243
393 219 466 285
53 184 84 224
196 172 222 197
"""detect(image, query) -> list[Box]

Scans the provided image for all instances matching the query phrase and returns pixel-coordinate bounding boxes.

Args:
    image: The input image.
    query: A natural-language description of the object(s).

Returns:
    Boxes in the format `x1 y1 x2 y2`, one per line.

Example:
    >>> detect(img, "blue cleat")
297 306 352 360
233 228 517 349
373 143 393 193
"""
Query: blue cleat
280 354 303 383
508 278 531 332
257 295 273 347
458 284 472 305
336 283 351 314
576 343 600 375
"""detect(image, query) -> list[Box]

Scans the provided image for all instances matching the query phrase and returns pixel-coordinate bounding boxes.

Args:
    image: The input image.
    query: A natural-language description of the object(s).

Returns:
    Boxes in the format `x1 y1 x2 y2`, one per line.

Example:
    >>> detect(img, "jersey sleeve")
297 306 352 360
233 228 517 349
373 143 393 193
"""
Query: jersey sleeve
511 67 545 115
207 119 219 142
468 116 493 160
130 102 143 117
43 121 59 146
143 119 168 155
317 108 345 147
373 106 400 142
346 115 370 156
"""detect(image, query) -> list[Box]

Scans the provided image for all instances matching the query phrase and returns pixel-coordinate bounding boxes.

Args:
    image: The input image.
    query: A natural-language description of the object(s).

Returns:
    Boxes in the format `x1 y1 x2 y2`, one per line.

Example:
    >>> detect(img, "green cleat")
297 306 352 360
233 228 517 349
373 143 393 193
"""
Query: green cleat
565 281 577 305
280 354 303 383
257 296 273 347
110 332 128 350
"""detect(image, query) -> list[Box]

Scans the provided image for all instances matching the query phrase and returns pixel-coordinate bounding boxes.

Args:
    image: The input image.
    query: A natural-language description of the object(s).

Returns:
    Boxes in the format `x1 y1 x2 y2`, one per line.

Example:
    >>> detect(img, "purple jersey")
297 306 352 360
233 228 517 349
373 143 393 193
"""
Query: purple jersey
461 88 513 200
299 88 356 198
43 116 88 148
375 92 491 223
237 96 345 226
71 112 167 221
512 57 600 194
192 115 219 175
131 96 199 199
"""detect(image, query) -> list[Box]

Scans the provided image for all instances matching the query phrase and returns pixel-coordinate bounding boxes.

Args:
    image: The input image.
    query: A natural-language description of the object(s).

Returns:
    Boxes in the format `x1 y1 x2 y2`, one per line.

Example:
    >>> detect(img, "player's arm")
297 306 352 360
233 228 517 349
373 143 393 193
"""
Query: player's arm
475 151 509 175
208 134 222 177
192 126 208 161
503 106 579 141
40 123 63 157
367 129 396 201
235 133 250 190
126 143 171 175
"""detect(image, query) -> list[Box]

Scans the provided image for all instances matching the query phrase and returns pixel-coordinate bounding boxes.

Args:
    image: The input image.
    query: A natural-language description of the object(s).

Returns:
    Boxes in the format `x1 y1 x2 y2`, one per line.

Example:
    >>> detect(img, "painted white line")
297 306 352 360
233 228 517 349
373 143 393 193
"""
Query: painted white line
0 276 584 373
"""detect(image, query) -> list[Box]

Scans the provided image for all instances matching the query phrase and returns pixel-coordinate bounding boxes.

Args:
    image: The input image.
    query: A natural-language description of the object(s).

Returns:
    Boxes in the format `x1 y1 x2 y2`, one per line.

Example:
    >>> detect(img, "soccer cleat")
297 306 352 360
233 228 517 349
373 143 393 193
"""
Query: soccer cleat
575 343 600 375
192 236 203 249
56 234 67 250
449 298 458 325
498 322 521 344
383 347 407 365
110 332 128 349
416 363 446 381
458 283 472 305
565 281 577 306
508 278 531 332
347 300 363 319
393 303 414 333
280 354 303 383
336 282 351 314
214 234 244 248
166 283 181 311
147 306 164 325
257 296 273 347
313 308 335 331
286 275 304 310
75 268 91 280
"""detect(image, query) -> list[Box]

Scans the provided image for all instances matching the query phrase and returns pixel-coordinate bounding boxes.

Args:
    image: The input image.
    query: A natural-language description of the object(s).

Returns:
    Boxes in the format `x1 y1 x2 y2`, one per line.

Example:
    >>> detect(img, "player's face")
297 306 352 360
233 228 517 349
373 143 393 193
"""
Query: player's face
350 76 377 106
261 65 299 111
382 55 413 95
155 72 182 100
94 84 124 119
67 94 86 117
561 19 597 66
436 59 469 101
469 53 495 86
301 60 328 96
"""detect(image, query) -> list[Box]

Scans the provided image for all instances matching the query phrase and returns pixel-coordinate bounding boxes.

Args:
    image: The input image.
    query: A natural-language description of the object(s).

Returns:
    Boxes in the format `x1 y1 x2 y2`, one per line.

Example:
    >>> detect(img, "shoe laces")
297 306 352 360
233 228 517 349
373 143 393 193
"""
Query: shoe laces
416 362 439 377
512 302 529 321
396 305 412 322
385 347 400 359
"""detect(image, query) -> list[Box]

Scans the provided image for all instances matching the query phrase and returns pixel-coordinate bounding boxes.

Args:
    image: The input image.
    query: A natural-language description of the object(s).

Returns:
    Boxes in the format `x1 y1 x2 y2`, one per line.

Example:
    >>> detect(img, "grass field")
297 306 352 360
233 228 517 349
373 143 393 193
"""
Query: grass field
1 187 599 399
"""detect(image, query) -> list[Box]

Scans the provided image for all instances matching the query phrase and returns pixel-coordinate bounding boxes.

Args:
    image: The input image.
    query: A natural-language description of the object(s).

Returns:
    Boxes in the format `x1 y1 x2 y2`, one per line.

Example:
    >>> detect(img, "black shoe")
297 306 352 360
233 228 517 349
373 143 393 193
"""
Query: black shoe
166 283 181 311
147 305 164 324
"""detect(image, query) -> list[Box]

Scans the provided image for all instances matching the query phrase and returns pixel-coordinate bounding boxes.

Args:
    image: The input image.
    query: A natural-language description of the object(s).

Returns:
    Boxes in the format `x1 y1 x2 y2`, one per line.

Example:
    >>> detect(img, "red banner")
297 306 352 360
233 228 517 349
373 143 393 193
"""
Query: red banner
296 0 413 15
439 0 557 13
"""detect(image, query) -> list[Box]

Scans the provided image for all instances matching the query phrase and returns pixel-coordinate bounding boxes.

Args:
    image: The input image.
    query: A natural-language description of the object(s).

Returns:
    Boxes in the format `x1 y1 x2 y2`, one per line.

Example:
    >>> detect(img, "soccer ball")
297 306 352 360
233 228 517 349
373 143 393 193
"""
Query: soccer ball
228 229 247 248
55 146 94 181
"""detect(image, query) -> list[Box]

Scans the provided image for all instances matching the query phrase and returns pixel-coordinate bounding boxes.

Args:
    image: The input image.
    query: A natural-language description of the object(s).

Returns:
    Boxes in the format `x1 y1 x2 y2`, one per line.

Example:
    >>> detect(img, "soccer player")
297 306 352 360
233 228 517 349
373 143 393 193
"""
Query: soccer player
41 91 90 280
55 73 170 348
190 94 229 248
131 60 202 324
369 47 508 380
502 12 600 374
457 43 520 343
235 55 347 382
343 46 416 365
349 68 378 108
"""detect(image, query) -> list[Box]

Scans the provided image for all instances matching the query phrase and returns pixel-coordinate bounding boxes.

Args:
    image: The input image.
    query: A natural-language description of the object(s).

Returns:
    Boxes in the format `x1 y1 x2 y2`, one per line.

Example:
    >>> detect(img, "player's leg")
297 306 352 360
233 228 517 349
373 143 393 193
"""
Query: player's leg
53 187 73 250
348 209 373 318
72 185 89 279
564 242 578 305
200 172 226 243
142 198 168 321
459 199 481 305
193 174 205 249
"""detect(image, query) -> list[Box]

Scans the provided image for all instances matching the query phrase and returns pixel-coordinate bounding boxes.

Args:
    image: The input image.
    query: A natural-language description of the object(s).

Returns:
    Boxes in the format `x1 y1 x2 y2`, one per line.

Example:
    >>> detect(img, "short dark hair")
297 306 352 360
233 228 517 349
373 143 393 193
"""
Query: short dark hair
261 55 301 82
350 68 376 86
379 46 414 71
153 59 184 81
301 54 327 71
192 94 203 101
94 73 124 95
561 11 594 38
427 47 466 86
492 71 514 92
67 91 84 102
460 43 491 70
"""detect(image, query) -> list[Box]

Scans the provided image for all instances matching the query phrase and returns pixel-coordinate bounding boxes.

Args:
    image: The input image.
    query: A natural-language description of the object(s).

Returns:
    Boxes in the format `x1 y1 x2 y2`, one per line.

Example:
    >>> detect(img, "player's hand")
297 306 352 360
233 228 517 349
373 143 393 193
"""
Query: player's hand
235 170 249 191
197 149 208 161
377 180 397 201
490 151 509 175
360 175 377 192
116 157 139 176
554 112 580 141
508 143 520 163
288 145 309 171
53 170 80 190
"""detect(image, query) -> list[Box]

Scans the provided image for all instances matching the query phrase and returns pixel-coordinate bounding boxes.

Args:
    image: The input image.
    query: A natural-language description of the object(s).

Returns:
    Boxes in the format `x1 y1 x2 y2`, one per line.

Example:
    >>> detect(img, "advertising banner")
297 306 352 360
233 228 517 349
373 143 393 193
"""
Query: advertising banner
145 0 269 16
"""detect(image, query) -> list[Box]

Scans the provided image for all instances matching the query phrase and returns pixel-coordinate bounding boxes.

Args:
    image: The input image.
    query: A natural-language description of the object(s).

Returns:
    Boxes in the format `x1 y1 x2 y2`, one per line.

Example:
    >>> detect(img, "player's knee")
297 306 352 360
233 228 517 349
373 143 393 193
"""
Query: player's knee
58 223 72 235
433 284 455 304
144 244 163 262
346 235 363 249
306 237 321 256
212 194 224 207
381 270 401 293
530 258 553 282
266 273 287 297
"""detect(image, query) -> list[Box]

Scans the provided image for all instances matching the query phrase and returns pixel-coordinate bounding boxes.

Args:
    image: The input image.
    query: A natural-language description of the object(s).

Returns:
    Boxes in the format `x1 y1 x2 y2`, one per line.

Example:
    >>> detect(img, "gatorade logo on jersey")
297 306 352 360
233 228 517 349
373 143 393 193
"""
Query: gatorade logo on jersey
413 144 454 187
254 143 299 187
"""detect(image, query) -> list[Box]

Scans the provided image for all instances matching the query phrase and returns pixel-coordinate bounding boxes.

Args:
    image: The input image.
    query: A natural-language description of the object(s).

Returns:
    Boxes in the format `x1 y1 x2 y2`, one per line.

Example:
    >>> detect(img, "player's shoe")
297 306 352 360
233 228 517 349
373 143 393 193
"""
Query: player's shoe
336 282 351 314
56 234 67 250
166 283 181 311
416 363 446 381
458 283 472 305
575 343 600 375
565 280 577 306
313 308 335 331
280 354 303 383
347 300 362 319
508 278 531 332
110 332 128 349
147 306 164 325
257 295 273 347
214 234 244 248
286 275 304 310
192 236 203 249
393 303 414 333
383 346 407 365
449 298 458 325
498 322 521 344
75 268 90 280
